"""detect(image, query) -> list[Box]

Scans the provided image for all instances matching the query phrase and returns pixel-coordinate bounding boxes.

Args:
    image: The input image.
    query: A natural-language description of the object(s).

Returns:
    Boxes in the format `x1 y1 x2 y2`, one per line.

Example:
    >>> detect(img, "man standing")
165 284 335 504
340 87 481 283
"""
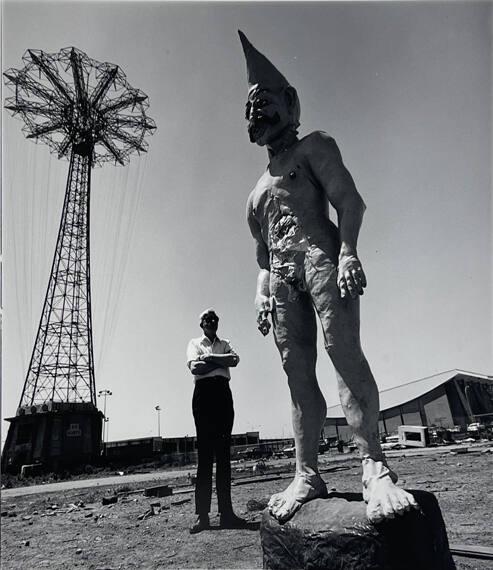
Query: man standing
186 308 247 533
239 31 419 524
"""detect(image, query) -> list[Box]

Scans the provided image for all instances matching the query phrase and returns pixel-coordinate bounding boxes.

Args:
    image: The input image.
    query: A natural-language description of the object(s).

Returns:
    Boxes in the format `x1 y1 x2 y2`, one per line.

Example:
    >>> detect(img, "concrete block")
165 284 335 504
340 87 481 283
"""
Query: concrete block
398 425 430 448
144 484 172 498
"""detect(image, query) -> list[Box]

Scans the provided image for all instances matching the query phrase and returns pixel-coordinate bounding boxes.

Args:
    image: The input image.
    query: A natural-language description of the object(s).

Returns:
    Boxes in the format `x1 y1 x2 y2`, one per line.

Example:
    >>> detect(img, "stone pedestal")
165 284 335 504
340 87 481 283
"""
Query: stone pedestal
261 490 456 570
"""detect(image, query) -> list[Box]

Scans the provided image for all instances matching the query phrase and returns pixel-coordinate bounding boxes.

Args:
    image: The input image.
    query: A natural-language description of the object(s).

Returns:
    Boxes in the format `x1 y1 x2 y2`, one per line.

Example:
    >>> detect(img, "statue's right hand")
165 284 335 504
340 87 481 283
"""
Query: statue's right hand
255 293 271 314
255 294 272 336
257 316 271 336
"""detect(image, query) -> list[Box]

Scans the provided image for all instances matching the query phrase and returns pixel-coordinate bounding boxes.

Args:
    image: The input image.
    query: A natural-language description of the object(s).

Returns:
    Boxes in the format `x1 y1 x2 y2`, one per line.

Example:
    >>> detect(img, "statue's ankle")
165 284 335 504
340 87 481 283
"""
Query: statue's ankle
295 470 326 492
296 469 322 481
361 455 398 489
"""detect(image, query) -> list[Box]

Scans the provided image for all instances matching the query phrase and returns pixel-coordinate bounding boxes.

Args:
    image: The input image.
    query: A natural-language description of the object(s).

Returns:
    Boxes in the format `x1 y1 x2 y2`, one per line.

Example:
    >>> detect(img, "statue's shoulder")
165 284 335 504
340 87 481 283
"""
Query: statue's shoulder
300 130 338 151
299 131 343 166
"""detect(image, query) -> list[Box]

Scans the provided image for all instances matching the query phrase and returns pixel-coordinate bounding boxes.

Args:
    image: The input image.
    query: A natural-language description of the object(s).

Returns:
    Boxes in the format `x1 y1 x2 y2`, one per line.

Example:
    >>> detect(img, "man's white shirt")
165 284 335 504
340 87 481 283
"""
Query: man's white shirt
186 335 240 381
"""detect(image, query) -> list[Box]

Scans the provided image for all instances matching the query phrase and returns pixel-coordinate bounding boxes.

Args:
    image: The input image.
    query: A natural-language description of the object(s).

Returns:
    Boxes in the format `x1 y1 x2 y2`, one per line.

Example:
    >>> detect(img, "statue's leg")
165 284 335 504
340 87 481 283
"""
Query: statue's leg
306 251 419 523
267 274 328 522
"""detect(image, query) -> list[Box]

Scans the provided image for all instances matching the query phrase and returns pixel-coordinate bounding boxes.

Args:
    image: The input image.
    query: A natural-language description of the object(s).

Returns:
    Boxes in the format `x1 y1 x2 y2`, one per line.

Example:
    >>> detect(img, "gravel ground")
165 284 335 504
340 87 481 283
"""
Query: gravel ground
1 449 492 569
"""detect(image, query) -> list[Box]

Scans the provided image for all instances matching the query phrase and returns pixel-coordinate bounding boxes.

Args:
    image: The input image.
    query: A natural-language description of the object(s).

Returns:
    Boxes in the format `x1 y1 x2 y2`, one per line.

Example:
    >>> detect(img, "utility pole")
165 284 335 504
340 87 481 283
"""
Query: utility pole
155 405 161 437
98 389 113 451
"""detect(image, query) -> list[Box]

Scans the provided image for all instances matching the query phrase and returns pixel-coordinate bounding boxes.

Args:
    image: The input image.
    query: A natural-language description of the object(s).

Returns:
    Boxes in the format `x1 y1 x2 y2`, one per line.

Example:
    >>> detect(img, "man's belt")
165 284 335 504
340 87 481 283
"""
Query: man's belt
195 375 229 384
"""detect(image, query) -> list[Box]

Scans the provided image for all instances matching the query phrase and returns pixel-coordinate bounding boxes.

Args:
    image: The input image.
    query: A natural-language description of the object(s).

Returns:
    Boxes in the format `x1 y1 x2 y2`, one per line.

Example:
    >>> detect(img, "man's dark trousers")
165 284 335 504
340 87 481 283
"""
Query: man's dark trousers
192 376 234 516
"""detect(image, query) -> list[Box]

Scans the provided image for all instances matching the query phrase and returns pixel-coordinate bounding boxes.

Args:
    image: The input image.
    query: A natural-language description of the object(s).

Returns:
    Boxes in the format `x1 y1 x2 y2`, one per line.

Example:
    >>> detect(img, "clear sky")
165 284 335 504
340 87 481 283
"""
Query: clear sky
2 1 492 445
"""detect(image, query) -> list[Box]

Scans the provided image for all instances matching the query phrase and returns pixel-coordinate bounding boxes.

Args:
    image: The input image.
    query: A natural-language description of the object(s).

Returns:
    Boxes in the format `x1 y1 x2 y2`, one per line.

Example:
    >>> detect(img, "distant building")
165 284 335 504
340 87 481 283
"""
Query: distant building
323 370 493 442
103 431 261 464
2 402 103 473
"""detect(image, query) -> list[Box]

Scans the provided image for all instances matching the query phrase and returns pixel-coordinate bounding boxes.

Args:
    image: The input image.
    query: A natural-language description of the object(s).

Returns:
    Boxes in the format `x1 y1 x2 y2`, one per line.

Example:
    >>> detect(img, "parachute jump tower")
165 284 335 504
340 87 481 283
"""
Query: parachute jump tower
2 47 156 472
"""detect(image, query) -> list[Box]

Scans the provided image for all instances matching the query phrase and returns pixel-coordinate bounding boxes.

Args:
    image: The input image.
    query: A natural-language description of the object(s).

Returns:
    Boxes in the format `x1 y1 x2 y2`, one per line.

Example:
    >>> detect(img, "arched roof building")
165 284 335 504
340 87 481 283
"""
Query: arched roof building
323 370 493 441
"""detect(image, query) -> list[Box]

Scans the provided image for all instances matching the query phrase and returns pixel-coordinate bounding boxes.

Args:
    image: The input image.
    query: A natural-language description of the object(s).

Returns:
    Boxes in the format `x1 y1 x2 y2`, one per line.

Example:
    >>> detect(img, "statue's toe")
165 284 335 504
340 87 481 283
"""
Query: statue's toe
407 493 419 509
367 495 392 522
268 474 328 523
366 503 384 523
392 488 418 515
366 485 421 523
383 502 396 519
268 493 284 508
392 499 407 515
275 500 301 523
397 493 414 513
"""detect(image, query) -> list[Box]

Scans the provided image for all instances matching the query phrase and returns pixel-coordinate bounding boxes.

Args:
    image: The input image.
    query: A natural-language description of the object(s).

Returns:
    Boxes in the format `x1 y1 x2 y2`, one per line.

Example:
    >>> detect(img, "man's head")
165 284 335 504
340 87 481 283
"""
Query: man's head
239 30 300 147
199 308 219 335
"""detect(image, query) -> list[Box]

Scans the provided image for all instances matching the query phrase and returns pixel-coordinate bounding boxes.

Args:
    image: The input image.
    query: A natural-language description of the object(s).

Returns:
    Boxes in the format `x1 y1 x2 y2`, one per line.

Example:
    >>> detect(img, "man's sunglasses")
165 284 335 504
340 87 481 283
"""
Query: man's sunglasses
202 316 218 324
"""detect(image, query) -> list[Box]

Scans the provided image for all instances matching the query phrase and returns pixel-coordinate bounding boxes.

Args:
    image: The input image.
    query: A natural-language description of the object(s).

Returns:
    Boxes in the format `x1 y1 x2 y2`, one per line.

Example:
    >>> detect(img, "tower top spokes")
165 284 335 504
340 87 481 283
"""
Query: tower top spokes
4 46 156 167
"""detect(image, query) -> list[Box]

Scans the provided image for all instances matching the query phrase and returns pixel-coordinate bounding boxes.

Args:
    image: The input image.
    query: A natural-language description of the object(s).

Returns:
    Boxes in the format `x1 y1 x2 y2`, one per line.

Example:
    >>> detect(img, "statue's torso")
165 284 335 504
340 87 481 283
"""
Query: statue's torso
249 132 341 288
249 133 339 254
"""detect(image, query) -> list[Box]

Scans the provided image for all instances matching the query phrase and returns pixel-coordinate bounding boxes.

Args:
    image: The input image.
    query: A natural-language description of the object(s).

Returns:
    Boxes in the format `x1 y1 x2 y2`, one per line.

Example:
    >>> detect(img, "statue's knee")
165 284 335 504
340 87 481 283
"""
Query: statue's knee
325 341 364 370
281 346 315 377
281 349 298 375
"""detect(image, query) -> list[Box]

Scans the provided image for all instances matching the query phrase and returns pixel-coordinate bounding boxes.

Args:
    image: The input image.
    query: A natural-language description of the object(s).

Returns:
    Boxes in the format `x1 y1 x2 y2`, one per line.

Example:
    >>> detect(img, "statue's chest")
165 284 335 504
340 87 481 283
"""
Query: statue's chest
253 159 318 224
261 162 304 201
251 162 315 255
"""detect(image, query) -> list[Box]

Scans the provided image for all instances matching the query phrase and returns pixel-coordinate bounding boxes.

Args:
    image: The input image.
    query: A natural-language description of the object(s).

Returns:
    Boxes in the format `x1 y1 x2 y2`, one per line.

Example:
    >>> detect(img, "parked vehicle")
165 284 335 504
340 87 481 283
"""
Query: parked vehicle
467 422 485 432
282 446 296 458
237 446 272 460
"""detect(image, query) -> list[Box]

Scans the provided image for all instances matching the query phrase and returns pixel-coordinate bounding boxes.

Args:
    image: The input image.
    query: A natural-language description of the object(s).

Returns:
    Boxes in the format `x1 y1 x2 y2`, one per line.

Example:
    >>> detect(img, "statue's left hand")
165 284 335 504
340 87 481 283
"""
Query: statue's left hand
337 255 367 299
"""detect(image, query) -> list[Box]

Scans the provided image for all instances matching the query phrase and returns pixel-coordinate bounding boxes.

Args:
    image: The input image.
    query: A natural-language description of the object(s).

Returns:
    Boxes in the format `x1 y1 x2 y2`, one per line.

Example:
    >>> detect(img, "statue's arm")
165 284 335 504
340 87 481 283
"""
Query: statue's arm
247 194 272 335
307 132 367 299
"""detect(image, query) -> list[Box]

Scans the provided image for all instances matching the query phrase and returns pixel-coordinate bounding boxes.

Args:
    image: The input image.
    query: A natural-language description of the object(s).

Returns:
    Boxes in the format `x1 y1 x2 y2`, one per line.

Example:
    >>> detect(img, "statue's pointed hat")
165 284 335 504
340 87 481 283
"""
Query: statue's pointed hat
238 30 290 92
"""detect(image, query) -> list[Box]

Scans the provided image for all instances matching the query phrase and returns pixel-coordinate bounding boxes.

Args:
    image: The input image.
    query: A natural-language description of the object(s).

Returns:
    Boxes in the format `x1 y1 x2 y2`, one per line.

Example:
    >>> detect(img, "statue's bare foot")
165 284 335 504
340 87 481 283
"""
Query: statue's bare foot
268 472 328 523
363 463 419 524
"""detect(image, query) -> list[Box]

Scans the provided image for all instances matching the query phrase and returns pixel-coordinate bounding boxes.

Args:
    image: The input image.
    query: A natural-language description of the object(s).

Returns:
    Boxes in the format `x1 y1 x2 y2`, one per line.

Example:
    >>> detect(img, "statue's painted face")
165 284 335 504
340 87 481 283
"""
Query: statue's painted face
245 87 291 146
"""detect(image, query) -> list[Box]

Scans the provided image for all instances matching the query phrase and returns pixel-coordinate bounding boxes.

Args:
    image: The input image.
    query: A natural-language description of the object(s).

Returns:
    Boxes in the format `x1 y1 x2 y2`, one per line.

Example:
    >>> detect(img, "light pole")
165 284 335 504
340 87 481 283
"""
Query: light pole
98 389 113 449
155 405 161 437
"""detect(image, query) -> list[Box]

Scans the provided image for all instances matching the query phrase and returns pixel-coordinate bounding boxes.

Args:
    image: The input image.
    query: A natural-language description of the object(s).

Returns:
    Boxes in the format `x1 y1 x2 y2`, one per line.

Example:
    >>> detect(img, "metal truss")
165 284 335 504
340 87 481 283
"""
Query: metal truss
20 152 95 405
4 47 156 167
4 47 156 407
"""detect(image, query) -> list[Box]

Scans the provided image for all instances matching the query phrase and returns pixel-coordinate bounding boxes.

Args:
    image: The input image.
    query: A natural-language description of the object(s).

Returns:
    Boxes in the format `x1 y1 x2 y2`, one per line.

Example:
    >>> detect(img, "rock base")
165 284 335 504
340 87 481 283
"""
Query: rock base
261 490 455 570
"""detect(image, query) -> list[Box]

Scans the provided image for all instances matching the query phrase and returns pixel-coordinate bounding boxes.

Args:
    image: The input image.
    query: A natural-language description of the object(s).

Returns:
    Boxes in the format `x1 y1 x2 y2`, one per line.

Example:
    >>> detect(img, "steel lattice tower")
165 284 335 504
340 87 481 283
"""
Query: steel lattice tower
2 47 156 472
22 151 96 407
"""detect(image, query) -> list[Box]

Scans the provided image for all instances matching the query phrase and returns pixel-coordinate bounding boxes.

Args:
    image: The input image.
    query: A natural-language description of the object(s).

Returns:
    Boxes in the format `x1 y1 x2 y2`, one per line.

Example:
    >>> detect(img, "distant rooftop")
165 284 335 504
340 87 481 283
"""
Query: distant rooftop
326 369 493 419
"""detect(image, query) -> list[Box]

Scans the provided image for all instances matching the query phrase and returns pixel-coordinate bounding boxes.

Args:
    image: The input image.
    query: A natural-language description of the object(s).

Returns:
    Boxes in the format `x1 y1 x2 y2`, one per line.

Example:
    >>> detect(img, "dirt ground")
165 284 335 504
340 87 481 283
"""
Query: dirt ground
1 449 492 570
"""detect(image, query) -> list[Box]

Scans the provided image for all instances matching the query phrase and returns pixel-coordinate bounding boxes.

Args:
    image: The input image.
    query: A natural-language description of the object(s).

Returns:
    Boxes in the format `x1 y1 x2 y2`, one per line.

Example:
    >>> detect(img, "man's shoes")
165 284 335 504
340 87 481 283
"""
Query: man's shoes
189 514 210 534
219 512 248 529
